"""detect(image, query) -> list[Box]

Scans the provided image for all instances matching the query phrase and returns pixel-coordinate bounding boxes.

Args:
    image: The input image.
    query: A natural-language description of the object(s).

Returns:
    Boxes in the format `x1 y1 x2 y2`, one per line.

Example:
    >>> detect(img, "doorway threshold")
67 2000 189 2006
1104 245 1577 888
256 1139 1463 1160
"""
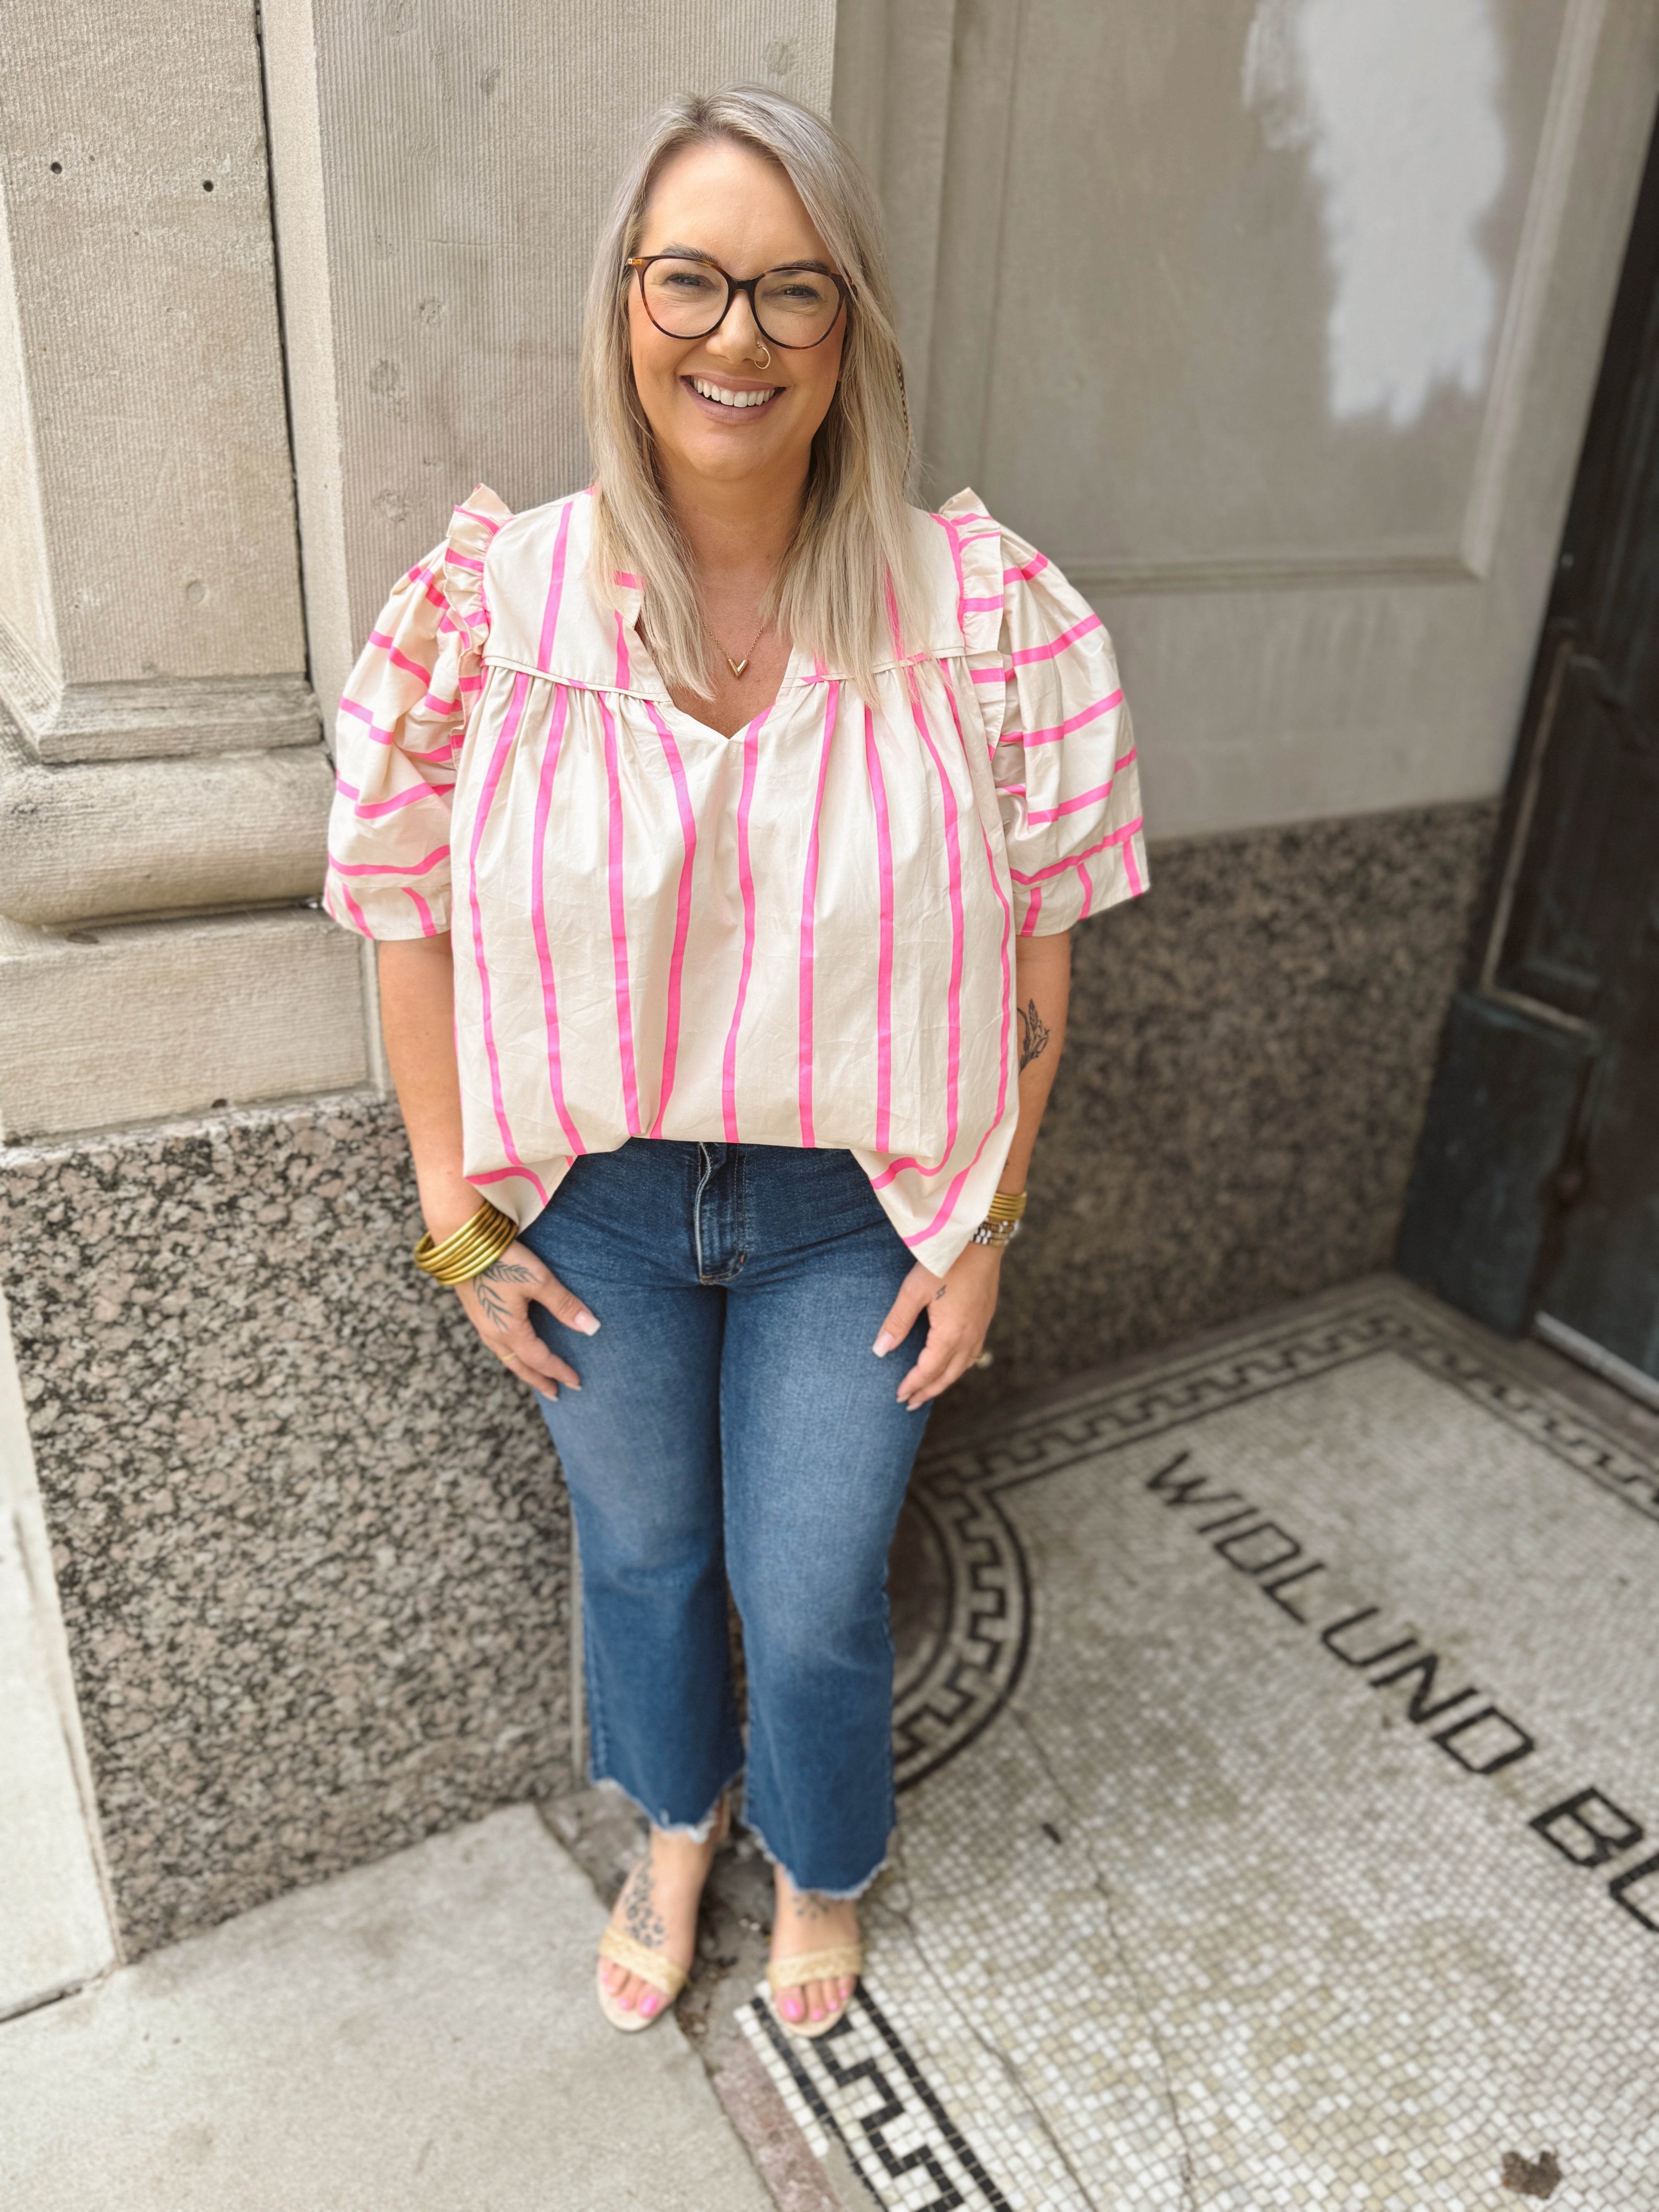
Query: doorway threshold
1535 1310 1659 1413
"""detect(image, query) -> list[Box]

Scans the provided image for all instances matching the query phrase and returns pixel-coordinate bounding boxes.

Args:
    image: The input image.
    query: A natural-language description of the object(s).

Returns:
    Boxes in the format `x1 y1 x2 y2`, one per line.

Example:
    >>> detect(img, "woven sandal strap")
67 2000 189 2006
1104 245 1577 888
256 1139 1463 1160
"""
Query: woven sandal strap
597 1925 687 2001
767 1944 864 1994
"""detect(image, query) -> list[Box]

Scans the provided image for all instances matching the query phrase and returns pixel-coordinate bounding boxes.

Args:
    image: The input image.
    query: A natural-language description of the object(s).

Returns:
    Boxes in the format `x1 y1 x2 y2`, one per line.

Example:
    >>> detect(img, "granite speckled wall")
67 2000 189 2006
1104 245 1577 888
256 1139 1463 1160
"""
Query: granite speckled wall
0 1096 570 1958
0 799 1491 1956
949 799 1498 1423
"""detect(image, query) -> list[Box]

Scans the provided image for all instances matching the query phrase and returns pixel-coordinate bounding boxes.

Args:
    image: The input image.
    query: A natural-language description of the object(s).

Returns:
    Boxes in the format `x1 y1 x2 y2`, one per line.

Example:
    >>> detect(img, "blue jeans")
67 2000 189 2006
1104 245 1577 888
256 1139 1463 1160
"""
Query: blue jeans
519 1139 932 1897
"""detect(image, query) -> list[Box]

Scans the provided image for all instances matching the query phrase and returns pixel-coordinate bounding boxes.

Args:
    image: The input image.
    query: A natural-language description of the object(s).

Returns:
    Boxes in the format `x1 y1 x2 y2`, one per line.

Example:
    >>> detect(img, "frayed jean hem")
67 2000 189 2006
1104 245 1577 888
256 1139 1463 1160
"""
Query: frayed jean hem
591 1765 744 1844
741 1807 895 1901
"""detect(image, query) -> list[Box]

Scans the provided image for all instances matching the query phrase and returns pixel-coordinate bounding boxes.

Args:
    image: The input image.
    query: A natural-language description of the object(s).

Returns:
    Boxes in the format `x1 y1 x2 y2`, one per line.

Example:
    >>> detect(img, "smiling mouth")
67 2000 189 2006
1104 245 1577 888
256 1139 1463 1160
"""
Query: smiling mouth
684 376 782 412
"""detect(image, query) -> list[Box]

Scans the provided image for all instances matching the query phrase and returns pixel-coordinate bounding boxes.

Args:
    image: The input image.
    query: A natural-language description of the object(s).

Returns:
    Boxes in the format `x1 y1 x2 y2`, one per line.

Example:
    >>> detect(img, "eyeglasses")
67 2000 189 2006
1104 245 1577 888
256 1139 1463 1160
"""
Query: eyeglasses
626 254 849 350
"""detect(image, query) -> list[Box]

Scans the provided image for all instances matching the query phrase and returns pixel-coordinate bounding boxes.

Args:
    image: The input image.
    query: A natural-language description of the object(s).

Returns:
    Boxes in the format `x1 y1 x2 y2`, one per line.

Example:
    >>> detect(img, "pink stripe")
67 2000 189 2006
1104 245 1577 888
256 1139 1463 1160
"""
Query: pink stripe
330 844 448 880
536 502 573 673
1004 553 1049 584
529 684 585 1155
903 675 1016 1248
446 552 484 574
797 680 840 1145
1019 881 1044 938
597 696 641 1137
960 594 1003 613
614 570 641 589
469 1163 549 1198
933 511 967 636
339 696 396 742
338 883 371 935
999 688 1124 750
402 888 438 938
405 740 460 766
721 708 769 1142
1009 613 1103 667
335 776 359 800
869 667 966 1186
376 637 438 686
1022 748 1138 826
1009 815 1144 885
353 782 440 820
453 503 503 536
643 702 699 1139
421 690 461 716
863 707 895 1154
614 611 632 691
465 673 543 1197
1125 836 1144 898
971 666 1017 687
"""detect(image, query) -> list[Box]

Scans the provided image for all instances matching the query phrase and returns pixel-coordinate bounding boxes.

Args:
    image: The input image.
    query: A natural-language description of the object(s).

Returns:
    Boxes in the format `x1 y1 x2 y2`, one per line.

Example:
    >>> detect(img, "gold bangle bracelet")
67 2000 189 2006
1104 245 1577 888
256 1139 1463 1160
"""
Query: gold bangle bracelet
985 1189 1027 1223
412 1200 519 1285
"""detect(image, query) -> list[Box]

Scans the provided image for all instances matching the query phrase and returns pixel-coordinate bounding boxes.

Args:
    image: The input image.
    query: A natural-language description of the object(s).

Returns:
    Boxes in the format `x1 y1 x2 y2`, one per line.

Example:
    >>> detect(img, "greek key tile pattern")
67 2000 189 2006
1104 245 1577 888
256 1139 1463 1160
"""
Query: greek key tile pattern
752 1285 1659 2209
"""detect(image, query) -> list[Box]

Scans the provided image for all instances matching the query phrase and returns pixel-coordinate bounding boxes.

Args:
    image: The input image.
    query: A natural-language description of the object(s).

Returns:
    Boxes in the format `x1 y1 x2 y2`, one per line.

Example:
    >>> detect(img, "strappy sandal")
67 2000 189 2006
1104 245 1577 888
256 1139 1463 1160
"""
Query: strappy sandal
766 1943 864 2040
594 1805 730 2035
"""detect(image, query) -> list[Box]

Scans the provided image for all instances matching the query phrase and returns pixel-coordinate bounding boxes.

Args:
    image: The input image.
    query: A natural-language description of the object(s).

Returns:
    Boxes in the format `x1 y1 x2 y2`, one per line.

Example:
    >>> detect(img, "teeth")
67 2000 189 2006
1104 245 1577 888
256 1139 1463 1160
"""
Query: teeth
691 379 777 409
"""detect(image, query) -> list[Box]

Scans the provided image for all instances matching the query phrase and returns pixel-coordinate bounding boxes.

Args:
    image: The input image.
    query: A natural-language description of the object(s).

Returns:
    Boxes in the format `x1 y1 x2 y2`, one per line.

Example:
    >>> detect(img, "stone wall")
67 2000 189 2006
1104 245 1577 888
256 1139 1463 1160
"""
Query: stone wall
0 1094 569 1957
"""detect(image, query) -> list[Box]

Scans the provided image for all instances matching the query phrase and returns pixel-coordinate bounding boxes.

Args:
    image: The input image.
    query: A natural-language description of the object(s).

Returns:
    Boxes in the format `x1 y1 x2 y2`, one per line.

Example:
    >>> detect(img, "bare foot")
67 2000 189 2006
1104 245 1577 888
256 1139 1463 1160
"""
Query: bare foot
598 1815 725 2021
770 1865 860 2030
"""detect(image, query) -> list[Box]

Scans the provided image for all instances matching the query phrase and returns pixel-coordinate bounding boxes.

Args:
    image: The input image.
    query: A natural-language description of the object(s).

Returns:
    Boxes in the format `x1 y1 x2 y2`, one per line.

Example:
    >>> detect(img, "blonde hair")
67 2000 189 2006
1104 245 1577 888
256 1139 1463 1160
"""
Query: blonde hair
581 85 922 701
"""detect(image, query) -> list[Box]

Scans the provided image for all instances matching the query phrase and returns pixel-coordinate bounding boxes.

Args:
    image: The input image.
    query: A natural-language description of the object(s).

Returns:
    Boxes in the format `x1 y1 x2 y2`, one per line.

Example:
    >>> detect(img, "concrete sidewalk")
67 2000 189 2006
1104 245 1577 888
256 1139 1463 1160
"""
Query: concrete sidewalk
0 1806 773 2212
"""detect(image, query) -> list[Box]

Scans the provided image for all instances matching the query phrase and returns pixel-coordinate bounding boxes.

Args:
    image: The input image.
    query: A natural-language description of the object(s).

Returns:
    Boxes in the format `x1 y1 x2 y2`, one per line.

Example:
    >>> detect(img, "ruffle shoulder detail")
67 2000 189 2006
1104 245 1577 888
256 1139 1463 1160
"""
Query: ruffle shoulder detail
438 483 514 654
934 487 1008 659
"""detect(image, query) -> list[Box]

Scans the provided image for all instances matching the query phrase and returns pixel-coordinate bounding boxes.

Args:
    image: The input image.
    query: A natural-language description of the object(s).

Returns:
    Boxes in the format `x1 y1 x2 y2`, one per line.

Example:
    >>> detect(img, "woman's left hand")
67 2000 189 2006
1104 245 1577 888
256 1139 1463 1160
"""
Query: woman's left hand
873 1243 1004 1410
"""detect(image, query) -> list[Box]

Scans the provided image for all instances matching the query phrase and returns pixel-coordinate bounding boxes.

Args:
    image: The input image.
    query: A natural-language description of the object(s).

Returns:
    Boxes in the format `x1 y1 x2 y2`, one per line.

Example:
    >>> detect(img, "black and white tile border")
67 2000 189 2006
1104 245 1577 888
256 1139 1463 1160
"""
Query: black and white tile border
744 1982 1017 2212
894 1285 1659 1792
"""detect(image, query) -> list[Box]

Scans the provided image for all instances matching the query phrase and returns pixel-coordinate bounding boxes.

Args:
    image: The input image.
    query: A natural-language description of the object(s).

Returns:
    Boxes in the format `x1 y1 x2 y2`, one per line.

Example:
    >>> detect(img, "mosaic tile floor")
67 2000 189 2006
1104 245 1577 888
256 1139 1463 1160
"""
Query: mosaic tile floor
733 1282 1659 2211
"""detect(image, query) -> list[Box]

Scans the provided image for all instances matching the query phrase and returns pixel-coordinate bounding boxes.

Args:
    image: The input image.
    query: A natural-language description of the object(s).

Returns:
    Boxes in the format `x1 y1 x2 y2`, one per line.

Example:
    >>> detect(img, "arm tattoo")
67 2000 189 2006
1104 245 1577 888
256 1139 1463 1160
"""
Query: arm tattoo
472 1257 535 1333
1018 998 1051 1072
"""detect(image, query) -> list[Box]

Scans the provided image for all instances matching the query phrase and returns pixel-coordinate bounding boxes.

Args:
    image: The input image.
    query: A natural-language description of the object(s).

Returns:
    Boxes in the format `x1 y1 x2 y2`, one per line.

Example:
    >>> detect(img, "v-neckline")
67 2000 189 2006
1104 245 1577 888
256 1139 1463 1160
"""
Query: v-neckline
628 619 805 743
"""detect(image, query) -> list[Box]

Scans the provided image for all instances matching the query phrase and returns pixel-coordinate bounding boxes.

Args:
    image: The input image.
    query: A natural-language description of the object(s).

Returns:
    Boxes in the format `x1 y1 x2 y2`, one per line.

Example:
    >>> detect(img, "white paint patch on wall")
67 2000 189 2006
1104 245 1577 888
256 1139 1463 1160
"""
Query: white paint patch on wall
1245 0 1507 427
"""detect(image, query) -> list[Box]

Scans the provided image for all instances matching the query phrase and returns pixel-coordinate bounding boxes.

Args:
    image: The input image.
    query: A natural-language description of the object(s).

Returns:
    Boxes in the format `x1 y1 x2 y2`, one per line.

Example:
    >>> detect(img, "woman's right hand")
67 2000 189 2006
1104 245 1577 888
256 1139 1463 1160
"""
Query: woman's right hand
451 1237 600 1399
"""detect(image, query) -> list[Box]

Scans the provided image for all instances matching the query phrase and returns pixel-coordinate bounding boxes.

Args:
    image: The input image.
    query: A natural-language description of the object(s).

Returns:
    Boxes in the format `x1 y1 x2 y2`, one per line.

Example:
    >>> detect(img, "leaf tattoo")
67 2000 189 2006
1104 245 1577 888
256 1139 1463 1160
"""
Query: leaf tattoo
1017 997 1050 1071
473 1257 535 1333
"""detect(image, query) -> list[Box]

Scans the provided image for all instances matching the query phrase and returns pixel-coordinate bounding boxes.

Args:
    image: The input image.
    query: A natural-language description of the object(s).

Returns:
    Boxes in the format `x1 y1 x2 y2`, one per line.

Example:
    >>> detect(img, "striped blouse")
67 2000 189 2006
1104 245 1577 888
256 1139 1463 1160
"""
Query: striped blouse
323 484 1147 1274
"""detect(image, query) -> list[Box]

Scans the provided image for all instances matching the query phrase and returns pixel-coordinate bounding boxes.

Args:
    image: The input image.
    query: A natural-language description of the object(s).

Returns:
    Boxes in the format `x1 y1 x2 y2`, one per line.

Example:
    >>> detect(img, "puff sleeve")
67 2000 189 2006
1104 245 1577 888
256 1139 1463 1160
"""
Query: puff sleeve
322 486 510 940
945 493 1147 937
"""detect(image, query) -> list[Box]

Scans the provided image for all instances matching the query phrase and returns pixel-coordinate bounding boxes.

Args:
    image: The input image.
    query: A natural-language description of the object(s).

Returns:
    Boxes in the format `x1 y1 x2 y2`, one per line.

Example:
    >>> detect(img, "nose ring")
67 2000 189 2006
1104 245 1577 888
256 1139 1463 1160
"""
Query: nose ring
753 340 771 369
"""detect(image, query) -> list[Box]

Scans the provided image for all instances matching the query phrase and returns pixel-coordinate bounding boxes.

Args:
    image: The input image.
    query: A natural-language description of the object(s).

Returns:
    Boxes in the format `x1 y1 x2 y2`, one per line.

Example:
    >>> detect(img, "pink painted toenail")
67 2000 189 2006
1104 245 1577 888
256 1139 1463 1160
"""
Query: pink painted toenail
783 1996 802 2020
641 1994 658 2017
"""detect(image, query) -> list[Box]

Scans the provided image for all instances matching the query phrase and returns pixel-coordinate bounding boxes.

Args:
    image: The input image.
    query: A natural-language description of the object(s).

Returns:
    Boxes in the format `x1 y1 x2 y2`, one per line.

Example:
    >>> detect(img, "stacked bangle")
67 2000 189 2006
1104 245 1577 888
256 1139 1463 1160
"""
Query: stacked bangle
412 1200 519 1285
970 1188 1027 1249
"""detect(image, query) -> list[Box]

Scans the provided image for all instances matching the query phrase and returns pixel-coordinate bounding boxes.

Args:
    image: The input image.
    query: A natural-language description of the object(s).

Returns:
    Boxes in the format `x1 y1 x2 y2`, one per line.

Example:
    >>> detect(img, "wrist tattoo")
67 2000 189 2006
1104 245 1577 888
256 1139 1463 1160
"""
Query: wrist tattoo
472 1256 534 1332
1018 998 1050 1072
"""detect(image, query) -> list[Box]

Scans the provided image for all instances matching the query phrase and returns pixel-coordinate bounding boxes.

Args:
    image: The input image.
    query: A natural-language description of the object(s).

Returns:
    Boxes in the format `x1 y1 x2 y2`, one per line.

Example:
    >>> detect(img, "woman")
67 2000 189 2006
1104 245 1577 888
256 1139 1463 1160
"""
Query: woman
324 86 1145 2040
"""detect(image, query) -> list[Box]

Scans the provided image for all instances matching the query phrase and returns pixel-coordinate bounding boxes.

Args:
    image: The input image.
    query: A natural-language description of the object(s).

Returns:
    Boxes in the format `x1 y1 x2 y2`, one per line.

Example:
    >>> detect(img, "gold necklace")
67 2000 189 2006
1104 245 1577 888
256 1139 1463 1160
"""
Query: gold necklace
716 613 768 680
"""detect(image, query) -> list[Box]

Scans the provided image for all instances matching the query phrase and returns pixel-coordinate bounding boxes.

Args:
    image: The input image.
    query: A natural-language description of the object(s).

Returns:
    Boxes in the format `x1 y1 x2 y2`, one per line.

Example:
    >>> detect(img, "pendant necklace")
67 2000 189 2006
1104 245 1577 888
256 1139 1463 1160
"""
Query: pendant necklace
717 615 768 680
